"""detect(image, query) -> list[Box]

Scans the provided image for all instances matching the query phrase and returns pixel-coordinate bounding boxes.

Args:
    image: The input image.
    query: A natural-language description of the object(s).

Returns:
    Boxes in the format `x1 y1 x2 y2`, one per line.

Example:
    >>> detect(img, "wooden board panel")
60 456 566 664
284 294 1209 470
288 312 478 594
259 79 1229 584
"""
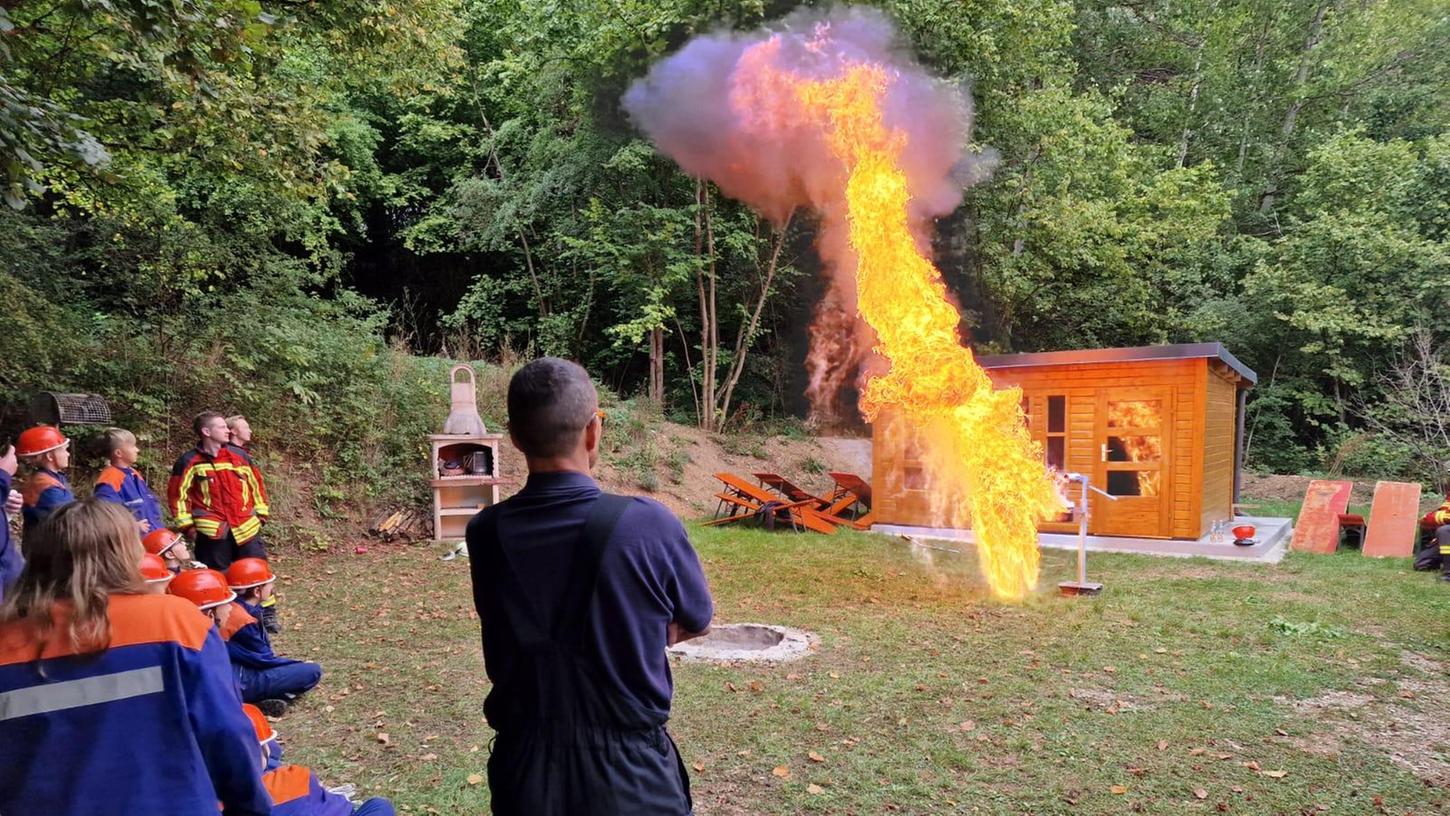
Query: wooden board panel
1289 480 1353 554
1362 481 1422 558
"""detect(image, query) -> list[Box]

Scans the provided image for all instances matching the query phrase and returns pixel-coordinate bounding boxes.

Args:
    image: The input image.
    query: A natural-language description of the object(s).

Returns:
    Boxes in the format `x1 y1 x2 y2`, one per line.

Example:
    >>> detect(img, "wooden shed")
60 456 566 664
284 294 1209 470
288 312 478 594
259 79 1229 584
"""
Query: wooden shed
872 343 1257 540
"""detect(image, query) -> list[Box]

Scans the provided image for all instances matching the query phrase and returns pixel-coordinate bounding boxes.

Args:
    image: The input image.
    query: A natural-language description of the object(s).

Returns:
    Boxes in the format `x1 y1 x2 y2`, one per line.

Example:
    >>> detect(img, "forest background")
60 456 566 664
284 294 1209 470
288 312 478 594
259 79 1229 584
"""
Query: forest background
2 0 1447 529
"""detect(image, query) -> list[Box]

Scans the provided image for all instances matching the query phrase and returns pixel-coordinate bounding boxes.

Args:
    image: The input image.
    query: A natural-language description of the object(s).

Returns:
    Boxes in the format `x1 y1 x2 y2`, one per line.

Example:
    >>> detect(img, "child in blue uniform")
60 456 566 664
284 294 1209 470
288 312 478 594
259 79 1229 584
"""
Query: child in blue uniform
244 702 395 815
0 499 269 816
223 558 322 711
17 425 75 531
94 427 167 534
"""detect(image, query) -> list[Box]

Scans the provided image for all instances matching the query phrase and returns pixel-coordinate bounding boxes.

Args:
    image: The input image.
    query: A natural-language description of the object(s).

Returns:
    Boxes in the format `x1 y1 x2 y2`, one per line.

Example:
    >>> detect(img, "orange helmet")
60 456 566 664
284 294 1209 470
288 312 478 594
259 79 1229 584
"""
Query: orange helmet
242 703 276 744
142 529 183 557
16 425 68 458
139 553 173 585
169 569 235 610
225 558 275 590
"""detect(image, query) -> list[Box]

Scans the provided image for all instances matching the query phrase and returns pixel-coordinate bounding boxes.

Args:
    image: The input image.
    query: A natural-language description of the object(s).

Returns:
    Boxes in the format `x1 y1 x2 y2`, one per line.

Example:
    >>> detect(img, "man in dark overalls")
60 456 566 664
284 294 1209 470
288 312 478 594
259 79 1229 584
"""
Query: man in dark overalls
467 357 714 816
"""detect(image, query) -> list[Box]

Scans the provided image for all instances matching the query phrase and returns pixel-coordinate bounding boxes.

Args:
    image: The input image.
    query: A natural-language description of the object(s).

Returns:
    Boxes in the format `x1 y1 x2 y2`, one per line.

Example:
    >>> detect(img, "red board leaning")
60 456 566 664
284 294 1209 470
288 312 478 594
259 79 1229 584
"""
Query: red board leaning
1290 480 1353 554
1362 481 1422 558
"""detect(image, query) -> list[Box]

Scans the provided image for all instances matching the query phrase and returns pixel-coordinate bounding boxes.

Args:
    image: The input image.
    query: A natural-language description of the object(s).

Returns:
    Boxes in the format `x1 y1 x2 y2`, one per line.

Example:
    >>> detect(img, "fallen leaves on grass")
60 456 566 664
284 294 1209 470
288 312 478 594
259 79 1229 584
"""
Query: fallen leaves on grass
1110 784 1128 794
376 732 391 745
692 761 705 772
1194 788 1208 799
808 751 825 763
466 774 482 785
1261 769 1288 779
772 765 791 779
807 784 825 794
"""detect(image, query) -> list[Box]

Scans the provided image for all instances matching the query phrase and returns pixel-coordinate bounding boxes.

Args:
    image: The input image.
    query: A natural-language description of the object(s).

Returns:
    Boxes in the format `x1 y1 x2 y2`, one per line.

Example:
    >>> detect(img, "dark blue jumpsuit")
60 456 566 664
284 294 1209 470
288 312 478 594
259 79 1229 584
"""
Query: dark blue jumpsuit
467 473 713 816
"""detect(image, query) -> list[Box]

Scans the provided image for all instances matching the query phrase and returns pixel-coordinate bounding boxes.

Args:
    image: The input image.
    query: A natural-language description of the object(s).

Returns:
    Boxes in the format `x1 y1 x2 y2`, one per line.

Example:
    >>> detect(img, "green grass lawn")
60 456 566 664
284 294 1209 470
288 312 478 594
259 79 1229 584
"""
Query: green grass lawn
274 526 1449 815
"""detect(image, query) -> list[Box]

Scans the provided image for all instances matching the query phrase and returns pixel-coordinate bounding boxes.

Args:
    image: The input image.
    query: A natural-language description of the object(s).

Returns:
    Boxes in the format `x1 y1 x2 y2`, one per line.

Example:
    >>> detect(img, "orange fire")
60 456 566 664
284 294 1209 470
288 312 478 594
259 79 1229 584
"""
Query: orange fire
732 41 1061 599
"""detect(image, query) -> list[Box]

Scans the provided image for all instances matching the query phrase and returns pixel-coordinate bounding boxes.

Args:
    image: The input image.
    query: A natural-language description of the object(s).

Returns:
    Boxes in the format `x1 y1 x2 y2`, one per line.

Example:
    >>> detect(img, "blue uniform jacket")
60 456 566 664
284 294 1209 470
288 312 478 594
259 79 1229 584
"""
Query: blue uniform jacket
0 593 271 815
225 600 301 671
21 468 74 530
264 765 354 816
95 465 167 532
0 470 21 602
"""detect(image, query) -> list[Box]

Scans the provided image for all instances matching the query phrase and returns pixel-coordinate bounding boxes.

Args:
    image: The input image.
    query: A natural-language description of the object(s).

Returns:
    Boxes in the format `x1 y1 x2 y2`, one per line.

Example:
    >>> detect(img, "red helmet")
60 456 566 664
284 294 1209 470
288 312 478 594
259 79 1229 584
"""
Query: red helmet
16 425 68 458
242 703 276 744
225 558 275 590
139 553 173 585
142 529 183 557
169 569 235 610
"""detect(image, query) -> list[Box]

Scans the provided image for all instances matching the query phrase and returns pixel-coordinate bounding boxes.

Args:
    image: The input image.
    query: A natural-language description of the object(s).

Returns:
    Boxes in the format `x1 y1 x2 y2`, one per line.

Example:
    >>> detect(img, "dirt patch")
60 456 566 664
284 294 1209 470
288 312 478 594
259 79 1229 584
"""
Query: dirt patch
1067 687 1144 713
1277 668 1450 786
1241 473 1378 505
590 424 870 519
1400 650 1444 675
1241 472 1442 513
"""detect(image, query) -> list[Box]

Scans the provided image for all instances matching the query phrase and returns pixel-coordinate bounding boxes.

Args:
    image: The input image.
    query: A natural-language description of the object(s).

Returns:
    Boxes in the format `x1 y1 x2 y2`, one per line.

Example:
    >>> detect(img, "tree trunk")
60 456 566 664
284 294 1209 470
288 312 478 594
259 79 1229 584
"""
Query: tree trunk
648 327 664 404
1177 41 1205 168
694 179 717 431
717 211 794 431
1260 3 1330 214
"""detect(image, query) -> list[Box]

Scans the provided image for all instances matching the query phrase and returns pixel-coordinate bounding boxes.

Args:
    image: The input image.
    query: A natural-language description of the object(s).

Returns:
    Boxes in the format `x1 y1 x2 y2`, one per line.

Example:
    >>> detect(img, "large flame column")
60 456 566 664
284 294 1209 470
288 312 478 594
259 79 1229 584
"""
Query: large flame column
786 64 1061 600
624 9 1063 599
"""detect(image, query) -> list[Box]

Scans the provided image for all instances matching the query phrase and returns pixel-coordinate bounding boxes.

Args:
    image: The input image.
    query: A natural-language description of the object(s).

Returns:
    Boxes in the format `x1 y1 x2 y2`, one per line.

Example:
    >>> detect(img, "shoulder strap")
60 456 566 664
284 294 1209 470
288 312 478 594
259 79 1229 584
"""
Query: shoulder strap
552 493 632 641
485 494 632 647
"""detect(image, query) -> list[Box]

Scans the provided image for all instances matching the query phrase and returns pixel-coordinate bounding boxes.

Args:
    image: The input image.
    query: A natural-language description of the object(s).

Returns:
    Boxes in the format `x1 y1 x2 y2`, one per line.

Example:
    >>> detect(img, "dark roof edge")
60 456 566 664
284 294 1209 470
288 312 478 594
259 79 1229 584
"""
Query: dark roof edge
975 342 1258 385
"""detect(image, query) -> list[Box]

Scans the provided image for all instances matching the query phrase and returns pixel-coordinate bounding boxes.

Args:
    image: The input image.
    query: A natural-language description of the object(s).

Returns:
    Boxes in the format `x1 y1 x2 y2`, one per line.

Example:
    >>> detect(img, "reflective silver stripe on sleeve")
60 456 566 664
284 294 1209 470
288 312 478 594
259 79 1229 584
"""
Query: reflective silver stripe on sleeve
0 666 165 721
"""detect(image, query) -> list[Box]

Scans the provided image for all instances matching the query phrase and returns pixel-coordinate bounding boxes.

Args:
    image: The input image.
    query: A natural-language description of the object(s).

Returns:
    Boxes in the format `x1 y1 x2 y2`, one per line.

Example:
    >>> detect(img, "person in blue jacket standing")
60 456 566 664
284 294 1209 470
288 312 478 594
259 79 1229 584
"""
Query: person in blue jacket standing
0 443 22 602
94 427 167 534
0 498 271 816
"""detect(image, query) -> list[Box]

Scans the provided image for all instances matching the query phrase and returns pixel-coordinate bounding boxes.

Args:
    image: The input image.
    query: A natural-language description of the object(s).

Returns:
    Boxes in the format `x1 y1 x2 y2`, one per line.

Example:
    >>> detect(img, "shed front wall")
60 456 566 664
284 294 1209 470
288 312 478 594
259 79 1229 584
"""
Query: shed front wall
873 358 1215 539
989 358 1202 539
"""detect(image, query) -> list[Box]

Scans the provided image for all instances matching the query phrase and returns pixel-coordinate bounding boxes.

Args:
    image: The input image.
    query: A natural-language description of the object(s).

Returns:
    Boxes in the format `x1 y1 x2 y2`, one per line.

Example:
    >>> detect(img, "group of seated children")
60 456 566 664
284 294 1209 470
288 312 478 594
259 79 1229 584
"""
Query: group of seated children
5 422 319 715
0 498 395 815
0 422 388 813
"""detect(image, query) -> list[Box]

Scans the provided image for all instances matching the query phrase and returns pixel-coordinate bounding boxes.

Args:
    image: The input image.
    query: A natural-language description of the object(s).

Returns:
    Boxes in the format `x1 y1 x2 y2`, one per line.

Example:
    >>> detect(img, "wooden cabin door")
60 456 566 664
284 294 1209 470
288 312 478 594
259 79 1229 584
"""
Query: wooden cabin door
1091 387 1172 538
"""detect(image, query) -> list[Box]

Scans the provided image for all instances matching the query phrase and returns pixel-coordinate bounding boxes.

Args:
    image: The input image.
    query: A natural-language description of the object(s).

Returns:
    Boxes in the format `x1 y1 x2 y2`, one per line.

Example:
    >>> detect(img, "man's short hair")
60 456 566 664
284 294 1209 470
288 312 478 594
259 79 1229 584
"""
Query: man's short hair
101 427 135 455
193 411 224 438
225 415 246 430
507 358 598 458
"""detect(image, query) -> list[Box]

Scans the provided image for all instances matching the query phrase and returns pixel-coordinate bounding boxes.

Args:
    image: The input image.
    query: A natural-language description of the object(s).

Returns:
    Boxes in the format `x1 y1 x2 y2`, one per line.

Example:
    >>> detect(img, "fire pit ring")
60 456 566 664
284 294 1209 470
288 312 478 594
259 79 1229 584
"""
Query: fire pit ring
667 623 818 664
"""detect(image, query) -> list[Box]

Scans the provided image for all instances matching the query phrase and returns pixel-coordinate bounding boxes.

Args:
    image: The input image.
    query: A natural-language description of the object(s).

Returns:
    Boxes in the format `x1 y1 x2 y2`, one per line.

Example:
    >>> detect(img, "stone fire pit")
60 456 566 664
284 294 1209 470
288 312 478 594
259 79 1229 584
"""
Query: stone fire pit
667 623 817 664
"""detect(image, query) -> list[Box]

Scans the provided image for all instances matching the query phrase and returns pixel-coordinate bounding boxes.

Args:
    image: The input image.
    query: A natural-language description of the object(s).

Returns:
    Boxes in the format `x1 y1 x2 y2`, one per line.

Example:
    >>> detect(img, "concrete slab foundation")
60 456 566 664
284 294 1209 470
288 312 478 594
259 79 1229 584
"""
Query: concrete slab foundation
872 516 1293 564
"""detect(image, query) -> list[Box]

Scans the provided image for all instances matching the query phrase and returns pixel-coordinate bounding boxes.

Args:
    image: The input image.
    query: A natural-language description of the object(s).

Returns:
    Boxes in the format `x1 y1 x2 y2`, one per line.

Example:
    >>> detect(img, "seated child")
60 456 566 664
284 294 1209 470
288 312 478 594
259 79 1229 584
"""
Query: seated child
169 568 237 629
143 528 196 572
243 703 285 771
243 703 396 816
222 558 322 714
16 425 75 530
139 553 174 593
94 428 166 534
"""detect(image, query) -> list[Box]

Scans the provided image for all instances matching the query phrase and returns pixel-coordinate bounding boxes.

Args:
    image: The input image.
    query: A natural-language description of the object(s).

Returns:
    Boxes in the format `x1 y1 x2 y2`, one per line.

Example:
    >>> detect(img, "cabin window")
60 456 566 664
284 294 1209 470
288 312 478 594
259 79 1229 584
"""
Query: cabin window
1043 395 1067 471
1047 395 1066 433
1107 469 1161 497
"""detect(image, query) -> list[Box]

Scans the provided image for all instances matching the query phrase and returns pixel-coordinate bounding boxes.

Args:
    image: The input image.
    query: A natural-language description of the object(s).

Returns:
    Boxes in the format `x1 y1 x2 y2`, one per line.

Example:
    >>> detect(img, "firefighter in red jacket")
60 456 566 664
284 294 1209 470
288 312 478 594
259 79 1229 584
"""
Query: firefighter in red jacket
168 412 269 571
1418 494 1450 581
